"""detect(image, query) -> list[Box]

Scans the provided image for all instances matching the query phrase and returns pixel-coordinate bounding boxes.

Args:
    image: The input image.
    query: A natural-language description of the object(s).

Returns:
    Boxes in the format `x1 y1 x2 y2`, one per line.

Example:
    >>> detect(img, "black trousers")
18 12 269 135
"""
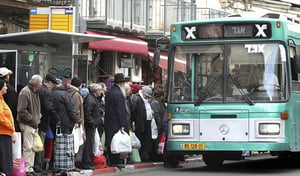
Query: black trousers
81 127 96 167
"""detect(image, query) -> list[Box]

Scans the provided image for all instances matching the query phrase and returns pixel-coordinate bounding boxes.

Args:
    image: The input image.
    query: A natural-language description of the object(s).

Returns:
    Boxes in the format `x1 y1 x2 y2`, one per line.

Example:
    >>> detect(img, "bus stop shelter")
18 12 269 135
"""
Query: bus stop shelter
0 29 114 92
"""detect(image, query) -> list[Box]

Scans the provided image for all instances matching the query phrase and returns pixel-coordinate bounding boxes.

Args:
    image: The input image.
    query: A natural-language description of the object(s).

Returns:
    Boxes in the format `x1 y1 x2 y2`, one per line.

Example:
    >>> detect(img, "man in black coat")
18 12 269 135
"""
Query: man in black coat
81 84 103 170
105 73 129 168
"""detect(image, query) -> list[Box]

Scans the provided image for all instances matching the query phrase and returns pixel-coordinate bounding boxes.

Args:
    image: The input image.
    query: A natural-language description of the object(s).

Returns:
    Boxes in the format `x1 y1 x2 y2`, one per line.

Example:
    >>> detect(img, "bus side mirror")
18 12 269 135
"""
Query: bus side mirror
152 47 160 71
295 55 300 73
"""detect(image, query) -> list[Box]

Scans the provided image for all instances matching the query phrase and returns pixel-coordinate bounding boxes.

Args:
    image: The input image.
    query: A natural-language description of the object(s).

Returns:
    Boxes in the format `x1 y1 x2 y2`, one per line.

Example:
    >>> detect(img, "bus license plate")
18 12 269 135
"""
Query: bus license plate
182 143 205 150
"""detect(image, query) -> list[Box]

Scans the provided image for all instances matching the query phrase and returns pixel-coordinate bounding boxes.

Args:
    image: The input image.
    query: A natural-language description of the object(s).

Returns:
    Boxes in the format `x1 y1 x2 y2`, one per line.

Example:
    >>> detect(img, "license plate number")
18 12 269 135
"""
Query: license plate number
182 143 205 150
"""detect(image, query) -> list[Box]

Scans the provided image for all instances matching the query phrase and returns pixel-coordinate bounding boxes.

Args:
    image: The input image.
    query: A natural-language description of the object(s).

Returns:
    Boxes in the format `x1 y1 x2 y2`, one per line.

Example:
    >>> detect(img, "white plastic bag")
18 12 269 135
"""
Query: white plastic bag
73 125 85 154
111 129 132 154
93 130 104 156
151 117 158 139
12 132 22 159
130 131 141 149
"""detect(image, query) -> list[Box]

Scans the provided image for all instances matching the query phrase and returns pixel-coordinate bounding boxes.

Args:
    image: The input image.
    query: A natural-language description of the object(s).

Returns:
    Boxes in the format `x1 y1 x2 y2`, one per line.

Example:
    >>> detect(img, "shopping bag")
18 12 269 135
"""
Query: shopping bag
158 134 166 155
12 132 22 159
93 130 104 156
9 157 26 176
54 126 75 171
130 131 141 149
73 126 85 154
130 148 141 163
44 139 54 160
151 117 158 139
111 129 132 154
93 155 107 169
45 127 54 140
33 134 43 152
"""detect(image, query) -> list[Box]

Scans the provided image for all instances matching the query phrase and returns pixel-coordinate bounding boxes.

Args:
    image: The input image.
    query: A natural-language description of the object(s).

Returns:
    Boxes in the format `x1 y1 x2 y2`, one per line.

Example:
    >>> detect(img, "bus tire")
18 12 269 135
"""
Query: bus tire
203 152 224 167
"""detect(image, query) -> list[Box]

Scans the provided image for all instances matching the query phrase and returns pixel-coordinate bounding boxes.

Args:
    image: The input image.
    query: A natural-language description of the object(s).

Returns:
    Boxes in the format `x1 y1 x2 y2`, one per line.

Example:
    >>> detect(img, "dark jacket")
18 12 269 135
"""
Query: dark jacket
150 98 166 135
50 87 78 129
83 93 103 128
37 84 58 132
130 93 147 133
104 84 128 147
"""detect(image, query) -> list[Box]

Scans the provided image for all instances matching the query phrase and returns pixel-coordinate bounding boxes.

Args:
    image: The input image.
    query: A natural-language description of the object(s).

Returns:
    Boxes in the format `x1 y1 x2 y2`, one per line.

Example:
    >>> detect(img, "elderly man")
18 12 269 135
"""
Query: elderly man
17 75 43 176
105 73 129 168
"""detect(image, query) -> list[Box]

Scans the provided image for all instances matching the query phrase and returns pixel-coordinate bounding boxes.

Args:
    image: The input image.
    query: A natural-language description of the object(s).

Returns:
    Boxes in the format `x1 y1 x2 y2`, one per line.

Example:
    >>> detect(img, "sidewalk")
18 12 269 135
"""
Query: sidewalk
47 155 203 175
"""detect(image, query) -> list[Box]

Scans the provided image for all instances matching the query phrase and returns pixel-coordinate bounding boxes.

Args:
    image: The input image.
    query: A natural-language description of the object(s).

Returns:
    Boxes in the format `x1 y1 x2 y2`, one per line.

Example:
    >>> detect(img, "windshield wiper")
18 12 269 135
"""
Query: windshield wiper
195 73 222 106
229 74 254 105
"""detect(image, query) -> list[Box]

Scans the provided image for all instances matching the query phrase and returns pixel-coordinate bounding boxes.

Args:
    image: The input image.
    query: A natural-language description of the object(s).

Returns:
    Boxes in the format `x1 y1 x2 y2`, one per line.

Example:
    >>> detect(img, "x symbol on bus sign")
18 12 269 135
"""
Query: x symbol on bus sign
185 26 196 39
255 24 267 37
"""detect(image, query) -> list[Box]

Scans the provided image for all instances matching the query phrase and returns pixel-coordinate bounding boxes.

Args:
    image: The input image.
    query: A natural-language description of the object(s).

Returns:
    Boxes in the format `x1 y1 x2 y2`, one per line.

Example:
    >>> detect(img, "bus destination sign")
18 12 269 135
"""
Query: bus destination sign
182 22 271 40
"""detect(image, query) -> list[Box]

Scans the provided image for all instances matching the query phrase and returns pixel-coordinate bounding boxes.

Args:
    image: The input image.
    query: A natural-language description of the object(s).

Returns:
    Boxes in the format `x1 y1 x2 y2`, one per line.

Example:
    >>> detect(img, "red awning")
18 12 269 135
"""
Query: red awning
86 31 148 56
148 51 186 72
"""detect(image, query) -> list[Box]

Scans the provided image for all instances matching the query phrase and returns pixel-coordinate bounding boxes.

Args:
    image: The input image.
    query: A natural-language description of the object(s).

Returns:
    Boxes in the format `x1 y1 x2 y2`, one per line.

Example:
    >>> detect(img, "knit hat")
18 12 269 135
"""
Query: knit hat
71 77 82 87
0 79 5 90
130 84 141 94
142 86 152 98
80 87 89 97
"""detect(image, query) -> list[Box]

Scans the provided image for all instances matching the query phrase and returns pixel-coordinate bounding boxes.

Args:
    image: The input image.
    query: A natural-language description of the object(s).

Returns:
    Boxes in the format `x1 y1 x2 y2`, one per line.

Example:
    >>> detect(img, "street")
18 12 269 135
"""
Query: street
100 154 300 176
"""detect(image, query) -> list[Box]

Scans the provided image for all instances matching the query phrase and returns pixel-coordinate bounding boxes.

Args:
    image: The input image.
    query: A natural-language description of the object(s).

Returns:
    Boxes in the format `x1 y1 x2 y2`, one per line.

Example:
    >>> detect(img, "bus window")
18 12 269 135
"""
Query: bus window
169 43 288 103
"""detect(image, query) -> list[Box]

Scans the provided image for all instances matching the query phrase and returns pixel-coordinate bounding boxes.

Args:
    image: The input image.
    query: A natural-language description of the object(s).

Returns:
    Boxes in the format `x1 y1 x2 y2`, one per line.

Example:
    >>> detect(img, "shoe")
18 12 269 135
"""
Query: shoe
72 167 82 172
26 172 41 176
112 164 124 170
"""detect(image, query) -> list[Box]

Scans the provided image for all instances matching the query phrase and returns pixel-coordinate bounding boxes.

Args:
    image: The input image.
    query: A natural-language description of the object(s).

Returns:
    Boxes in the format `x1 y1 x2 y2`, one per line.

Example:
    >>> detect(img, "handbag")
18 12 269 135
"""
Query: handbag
54 125 75 171
158 134 166 155
9 157 26 176
151 117 158 139
130 131 141 149
111 129 132 154
33 134 44 152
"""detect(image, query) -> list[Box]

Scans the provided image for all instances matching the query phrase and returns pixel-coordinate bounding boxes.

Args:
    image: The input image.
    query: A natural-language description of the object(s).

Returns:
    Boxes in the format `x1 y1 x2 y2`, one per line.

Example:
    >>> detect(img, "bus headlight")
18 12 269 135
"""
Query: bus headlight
172 124 190 135
259 123 280 135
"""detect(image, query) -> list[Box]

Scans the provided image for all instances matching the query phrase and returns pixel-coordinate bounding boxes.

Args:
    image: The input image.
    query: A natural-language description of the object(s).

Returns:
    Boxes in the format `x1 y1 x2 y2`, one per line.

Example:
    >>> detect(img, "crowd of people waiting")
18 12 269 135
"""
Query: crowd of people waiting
0 69 167 176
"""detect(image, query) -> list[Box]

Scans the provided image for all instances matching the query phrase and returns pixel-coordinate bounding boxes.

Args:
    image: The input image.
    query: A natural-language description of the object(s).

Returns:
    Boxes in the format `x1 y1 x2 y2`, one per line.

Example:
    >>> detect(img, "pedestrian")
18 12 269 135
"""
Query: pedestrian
97 82 106 138
34 74 59 174
81 83 104 170
130 86 153 162
17 74 43 176
0 79 15 175
150 85 166 161
104 73 129 168
0 67 19 132
67 77 84 126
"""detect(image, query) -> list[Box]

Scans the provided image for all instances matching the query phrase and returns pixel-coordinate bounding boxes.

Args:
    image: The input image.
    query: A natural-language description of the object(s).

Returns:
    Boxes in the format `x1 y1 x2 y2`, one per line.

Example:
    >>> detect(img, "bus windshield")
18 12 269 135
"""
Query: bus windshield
170 43 289 103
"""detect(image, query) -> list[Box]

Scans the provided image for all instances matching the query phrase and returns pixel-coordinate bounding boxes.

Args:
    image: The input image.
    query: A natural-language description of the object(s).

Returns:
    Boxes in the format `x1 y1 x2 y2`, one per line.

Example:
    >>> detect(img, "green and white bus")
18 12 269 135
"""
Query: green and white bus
164 13 300 167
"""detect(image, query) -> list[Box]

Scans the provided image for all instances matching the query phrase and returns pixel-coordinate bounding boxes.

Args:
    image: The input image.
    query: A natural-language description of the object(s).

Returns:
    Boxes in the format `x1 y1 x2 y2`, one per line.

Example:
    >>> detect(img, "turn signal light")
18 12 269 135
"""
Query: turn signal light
281 112 288 119
276 21 281 28
172 25 176 32
166 113 172 120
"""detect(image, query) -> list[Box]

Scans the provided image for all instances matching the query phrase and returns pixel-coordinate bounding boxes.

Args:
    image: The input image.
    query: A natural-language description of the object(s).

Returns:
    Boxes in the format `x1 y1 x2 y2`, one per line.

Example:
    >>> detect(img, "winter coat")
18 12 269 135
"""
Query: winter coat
130 93 147 133
17 85 41 129
37 84 58 132
150 98 166 135
50 87 78 129
83 93 103 128
104 84 128 147
67 84 84 125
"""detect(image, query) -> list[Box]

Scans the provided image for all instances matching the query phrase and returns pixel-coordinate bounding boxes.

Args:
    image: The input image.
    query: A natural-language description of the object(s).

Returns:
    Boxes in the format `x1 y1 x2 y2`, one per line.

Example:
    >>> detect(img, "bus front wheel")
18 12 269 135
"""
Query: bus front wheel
202 152 224 167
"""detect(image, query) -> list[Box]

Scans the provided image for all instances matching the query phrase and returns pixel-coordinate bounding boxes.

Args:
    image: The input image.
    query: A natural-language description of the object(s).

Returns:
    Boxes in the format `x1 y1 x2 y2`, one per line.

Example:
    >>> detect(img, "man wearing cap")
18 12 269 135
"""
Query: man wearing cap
34 74 58 174
130 86 153 162
104 73 129 168
0 67 18 131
